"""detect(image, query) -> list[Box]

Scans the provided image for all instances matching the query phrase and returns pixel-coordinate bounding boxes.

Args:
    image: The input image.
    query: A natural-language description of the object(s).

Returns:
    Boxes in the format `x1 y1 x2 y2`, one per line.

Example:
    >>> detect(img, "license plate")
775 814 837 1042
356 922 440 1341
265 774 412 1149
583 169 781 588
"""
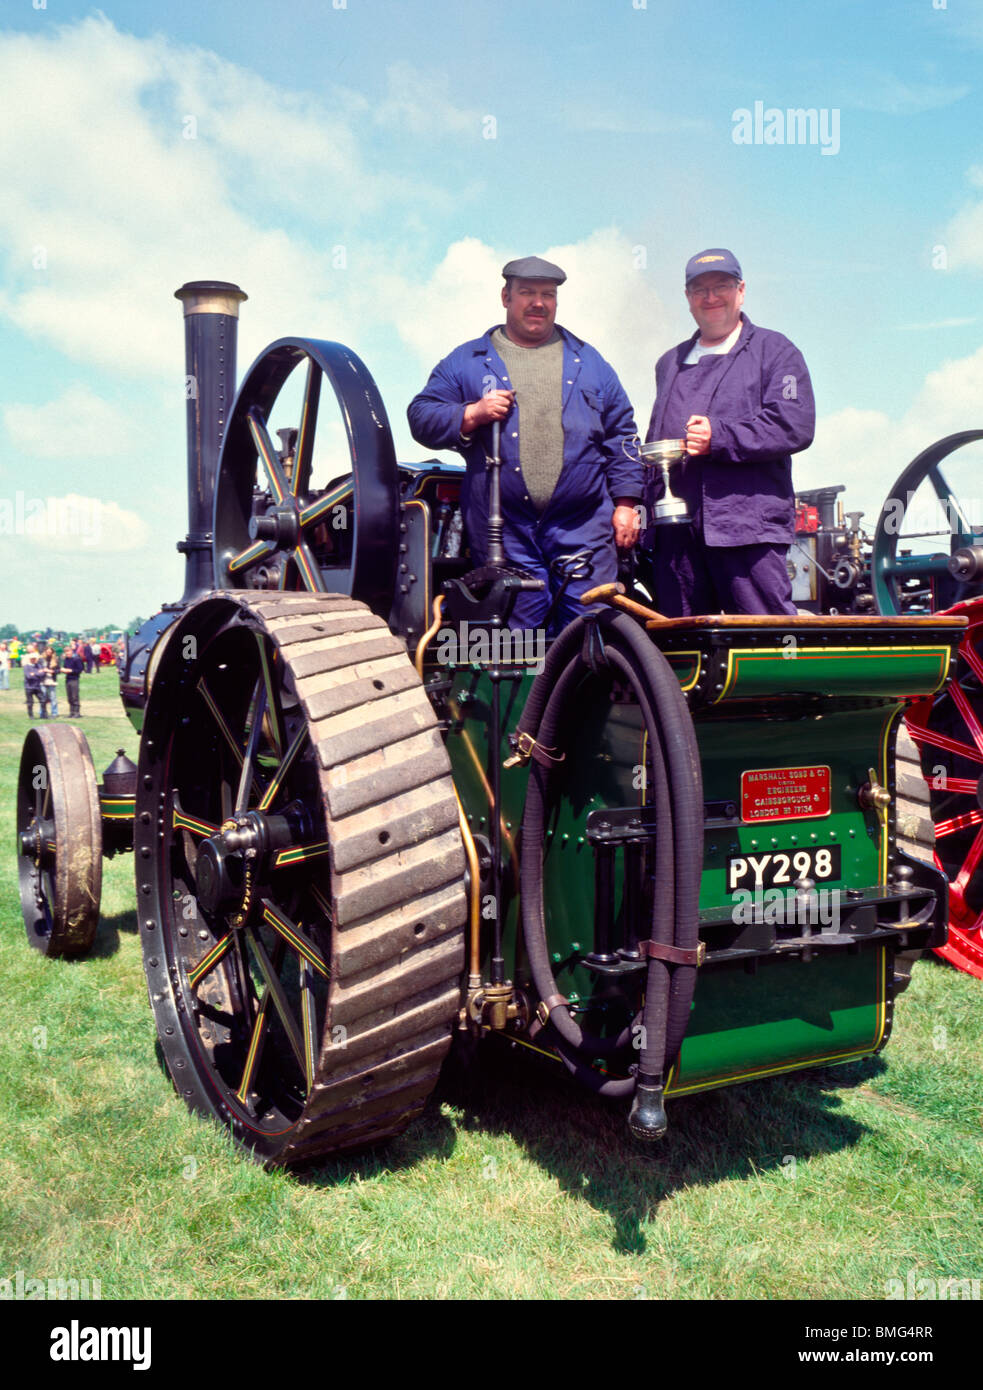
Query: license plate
726 845 841 892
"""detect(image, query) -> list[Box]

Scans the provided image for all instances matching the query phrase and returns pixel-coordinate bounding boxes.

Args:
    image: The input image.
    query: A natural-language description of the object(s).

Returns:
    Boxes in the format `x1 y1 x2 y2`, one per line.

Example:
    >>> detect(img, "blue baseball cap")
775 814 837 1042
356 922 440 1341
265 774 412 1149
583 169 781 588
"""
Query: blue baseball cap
685 248 743 285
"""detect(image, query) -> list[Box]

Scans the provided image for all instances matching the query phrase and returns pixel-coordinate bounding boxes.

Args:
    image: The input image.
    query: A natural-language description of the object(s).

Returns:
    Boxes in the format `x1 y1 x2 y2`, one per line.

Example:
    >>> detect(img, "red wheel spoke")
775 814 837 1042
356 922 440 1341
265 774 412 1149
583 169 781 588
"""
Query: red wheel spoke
958 638 983 685
935 809 983 837
906 722 983 764
938 777 980 796
953 824 983 893
292 360 321 498
246 406 289 503
949 680 983 757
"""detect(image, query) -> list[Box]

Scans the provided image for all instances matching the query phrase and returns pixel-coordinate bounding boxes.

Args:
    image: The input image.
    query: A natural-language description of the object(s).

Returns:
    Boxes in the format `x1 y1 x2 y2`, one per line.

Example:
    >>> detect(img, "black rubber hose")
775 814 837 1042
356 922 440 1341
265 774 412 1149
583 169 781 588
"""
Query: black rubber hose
517 611 703 1122
521 649 663 1057
608 614 703 1072
536 645 675 1100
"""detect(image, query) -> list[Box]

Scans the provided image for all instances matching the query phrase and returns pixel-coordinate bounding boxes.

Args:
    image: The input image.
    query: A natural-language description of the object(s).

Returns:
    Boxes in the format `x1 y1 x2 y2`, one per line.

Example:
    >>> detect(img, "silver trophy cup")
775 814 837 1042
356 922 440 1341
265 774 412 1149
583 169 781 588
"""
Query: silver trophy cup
640 438 690 524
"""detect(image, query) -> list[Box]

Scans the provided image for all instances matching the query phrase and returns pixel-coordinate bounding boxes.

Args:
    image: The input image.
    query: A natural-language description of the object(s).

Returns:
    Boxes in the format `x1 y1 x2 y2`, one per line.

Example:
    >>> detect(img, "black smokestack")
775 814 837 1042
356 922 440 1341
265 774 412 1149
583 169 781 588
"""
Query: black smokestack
173 280 247 603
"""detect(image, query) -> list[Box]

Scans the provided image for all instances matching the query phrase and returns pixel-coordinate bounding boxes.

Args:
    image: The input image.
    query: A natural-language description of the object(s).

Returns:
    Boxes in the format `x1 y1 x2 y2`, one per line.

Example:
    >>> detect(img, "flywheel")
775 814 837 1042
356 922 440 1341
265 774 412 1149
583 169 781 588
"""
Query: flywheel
134 591 467 1163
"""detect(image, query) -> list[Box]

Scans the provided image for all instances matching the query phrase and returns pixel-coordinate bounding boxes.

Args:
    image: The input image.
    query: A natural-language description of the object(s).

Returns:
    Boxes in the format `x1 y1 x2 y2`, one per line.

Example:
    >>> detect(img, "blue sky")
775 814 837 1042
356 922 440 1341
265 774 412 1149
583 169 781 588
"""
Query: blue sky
2 0 983 628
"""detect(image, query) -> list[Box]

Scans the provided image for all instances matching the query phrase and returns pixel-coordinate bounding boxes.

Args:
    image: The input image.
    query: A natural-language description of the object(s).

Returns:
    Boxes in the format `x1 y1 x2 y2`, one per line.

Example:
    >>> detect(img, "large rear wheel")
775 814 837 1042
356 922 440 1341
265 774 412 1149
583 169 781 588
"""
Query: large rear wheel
135 591 466 1163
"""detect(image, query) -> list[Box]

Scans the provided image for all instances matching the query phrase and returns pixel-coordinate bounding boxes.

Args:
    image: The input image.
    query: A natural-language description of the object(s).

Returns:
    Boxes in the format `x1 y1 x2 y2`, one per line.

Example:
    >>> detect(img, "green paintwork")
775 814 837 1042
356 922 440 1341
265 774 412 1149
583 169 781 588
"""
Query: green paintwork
424 618 959 1098
666 948 887 1093
714 644 948 701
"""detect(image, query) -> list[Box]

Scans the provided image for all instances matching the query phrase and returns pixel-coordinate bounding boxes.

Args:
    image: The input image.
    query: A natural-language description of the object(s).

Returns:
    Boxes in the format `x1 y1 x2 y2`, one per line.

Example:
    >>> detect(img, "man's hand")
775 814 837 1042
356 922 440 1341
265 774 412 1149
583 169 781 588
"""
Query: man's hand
461 389 515 434
685 414 712 455
612 503 640 550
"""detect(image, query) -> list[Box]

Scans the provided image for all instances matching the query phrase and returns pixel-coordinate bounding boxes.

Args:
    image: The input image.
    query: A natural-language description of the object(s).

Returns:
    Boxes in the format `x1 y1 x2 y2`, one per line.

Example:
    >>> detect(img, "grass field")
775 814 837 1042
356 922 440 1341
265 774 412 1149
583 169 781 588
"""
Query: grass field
1 670 981 1302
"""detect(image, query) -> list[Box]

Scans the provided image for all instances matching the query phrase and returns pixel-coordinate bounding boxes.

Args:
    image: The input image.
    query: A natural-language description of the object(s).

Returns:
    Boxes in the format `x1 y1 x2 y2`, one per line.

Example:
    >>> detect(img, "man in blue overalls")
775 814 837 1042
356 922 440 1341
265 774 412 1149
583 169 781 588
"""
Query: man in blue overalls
407 256 642 632
645 249 815 616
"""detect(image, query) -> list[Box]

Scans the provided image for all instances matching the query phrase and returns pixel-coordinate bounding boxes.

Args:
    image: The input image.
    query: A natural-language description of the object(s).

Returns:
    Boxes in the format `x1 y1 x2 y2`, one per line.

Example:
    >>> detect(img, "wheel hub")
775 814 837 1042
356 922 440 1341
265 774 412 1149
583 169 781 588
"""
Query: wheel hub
18 819 52 865
249 502 300 548
195 806 304 915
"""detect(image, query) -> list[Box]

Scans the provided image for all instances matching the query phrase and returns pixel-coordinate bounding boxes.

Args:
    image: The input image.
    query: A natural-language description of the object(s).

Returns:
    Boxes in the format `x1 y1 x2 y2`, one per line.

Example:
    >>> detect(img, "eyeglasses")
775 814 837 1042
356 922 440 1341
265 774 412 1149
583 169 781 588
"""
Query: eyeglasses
686 281 741 300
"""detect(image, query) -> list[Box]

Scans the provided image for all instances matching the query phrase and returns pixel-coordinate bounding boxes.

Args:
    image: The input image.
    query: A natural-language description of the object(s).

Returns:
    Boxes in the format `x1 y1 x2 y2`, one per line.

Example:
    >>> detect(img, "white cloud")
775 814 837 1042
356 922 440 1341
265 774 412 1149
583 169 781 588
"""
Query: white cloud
848 74 969 115
3 386 136 458
0 18 465 379
369 61 480 137
18 494 150 552
897 318 976 332
799 345 983 530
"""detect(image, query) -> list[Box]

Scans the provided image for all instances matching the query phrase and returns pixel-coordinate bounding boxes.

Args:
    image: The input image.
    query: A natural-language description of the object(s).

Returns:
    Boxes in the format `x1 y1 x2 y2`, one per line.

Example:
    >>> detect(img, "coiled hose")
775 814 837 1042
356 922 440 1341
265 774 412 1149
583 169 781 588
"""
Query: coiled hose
517 611 703 1137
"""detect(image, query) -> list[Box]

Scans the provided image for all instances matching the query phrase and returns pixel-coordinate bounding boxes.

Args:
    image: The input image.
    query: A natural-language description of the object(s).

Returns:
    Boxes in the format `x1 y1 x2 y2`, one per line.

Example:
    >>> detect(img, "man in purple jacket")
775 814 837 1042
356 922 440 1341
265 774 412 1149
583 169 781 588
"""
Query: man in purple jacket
644 249 815 616
408 256 642 631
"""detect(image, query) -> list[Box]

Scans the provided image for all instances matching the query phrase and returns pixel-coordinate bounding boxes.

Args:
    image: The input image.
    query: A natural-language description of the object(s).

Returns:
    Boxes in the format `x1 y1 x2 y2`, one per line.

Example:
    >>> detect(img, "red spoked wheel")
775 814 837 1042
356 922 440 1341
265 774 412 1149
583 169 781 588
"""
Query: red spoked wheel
904 595 983 977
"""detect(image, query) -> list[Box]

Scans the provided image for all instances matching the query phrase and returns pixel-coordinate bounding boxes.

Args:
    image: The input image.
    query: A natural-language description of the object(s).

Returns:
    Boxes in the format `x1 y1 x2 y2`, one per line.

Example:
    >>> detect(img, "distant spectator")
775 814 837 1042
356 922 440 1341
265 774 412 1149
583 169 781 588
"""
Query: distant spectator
0 642 9 691
23 647 45 719
41 645 60 718
63 640 85 718
9 637 21 668
81 639 95 675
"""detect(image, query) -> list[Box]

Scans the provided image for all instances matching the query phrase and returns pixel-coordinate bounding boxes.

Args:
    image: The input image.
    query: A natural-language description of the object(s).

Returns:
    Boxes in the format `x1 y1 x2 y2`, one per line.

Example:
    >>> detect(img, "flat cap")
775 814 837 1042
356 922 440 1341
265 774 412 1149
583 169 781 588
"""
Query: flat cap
501 255 567 284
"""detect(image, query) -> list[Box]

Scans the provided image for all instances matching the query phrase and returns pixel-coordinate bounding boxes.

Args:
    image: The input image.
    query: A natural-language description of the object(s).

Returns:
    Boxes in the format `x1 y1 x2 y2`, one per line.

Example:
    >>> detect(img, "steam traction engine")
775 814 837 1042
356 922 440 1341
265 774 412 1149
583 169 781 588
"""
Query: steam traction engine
15 283 970 1165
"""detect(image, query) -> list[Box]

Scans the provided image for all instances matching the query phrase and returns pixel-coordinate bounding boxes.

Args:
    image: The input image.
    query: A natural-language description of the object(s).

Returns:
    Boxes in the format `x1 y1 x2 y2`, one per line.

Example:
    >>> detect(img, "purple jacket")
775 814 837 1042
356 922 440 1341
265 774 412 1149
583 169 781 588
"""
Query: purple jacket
645 314 814 547
407 326 640 567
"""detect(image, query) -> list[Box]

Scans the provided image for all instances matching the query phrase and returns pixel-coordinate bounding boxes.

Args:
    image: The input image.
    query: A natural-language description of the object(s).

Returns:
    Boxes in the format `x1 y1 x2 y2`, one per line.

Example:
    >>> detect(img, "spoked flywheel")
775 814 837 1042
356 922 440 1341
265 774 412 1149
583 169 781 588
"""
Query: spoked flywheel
213 338 399 617
16 724 102 958
904 595 983 977
134 591 466 1164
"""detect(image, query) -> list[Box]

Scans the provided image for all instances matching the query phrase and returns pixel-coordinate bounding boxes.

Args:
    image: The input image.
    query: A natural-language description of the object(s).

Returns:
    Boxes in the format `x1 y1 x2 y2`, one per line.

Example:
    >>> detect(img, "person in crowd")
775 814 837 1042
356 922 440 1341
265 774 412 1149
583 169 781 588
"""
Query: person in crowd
23 646 44 719
0 642 9 691
41 644 60 718
63 640 85 718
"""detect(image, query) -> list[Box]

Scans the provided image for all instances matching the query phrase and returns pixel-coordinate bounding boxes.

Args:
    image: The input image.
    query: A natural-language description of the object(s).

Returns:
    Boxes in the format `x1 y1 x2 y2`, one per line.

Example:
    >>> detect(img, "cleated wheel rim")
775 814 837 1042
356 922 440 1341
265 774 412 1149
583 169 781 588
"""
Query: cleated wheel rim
135 591 466 1164
213 337 399 617
904 594 983 977
16 724 102 957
